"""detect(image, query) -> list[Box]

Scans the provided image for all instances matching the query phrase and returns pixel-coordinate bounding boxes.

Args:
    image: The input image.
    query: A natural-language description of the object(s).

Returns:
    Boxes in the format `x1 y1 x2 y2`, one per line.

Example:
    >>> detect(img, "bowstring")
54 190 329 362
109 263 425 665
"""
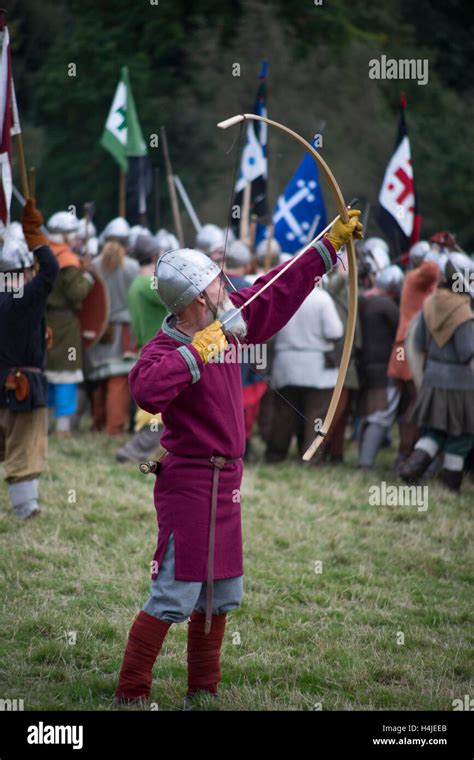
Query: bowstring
215 116 314 436
217 117 245 303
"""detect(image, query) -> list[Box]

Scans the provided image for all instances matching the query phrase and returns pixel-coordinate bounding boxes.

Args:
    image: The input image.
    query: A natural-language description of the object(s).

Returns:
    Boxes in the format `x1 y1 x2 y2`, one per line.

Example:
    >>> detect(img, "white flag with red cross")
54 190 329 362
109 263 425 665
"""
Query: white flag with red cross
376 94 422 262
378 134 415 238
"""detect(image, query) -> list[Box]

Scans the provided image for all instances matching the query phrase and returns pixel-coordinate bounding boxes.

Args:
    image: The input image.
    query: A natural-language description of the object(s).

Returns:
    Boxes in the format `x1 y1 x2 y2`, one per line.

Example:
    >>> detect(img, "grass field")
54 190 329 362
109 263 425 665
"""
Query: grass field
0 427 473 711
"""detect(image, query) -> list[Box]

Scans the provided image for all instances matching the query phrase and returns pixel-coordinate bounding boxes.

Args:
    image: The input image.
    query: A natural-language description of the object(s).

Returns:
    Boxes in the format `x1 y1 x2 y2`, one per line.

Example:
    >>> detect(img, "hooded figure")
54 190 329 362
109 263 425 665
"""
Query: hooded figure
399 253 474 492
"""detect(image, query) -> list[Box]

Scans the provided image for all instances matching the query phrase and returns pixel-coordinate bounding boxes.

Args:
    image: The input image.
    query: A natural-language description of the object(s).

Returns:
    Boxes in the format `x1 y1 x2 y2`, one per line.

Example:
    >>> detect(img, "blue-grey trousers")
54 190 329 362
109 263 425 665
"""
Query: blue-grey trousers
142 533 244 623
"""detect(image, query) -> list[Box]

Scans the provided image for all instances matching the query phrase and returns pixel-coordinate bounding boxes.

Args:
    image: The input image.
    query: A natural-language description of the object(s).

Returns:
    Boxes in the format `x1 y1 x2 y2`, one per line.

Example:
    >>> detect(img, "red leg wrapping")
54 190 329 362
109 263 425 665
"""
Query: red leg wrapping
115 611 171 700
187 610 227 695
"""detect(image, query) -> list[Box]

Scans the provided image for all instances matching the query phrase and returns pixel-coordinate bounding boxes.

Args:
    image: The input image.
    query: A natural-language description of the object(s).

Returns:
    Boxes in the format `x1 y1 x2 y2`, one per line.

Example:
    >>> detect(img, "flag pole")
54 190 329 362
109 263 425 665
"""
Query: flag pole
28 166 36 199
154 166 160 230
119 168 126 217
138 155 147 226
82 201 95 250
248 211 257 253
263 222 274 272
15 136 30 198
361 198 371 231
160 126 184 247
239 181 251 244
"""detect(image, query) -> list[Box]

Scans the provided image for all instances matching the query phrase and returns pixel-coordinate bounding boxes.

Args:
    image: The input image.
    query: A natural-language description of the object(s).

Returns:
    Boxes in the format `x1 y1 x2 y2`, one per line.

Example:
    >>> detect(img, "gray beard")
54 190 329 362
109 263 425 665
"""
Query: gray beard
213 294 248 338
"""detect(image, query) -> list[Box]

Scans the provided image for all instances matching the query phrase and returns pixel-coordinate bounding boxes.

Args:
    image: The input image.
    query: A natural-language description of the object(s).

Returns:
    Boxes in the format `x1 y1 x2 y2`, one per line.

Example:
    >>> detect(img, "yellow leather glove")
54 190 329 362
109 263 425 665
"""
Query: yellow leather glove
191 319 228 364
326 209 363 251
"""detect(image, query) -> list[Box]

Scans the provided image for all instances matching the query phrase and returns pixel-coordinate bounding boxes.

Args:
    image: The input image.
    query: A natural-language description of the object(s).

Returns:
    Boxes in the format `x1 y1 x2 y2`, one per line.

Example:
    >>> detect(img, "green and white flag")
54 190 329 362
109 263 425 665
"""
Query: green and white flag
100 66 147 170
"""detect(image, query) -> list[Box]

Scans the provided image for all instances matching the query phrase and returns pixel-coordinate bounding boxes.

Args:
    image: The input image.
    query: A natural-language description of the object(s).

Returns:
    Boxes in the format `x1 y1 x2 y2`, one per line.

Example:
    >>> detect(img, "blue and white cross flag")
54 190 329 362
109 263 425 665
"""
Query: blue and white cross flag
271 136 327 254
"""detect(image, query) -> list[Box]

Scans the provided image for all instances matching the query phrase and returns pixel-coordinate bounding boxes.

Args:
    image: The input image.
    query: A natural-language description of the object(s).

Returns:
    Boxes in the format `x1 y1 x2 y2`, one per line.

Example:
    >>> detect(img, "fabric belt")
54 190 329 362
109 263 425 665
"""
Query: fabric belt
167 450 240 634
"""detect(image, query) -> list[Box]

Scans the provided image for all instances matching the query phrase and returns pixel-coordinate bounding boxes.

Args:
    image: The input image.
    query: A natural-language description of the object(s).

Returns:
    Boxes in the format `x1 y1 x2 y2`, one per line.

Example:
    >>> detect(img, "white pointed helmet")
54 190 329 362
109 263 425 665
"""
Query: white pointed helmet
222 226 236 244
195 224 225 255
359 237 390 272
226 240 251 268
425 249 448 271
156 247 233 314
375 264 405 295
47 211 80 234
129 225 151 251
155 228 179 255
0 225 34 271
409 240 431 267
444 252 474 298
100 216 130 244
6 221 25 241
256 237 281 266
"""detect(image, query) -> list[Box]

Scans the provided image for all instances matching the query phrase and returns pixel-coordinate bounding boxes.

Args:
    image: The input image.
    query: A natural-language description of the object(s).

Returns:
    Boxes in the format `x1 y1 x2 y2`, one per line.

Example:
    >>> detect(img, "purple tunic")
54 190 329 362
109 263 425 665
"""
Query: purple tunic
128 240 336 581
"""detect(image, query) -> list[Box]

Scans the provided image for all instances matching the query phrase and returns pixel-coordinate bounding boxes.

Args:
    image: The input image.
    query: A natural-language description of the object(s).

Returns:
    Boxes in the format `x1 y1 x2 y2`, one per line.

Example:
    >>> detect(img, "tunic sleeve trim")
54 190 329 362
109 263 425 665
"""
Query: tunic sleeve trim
314 240 335 273
177 345 201 383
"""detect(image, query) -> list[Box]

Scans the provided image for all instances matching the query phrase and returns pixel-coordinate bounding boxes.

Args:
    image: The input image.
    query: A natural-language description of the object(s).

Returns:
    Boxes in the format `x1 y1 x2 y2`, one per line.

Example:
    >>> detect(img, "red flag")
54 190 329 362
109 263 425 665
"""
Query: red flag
0 20 20 225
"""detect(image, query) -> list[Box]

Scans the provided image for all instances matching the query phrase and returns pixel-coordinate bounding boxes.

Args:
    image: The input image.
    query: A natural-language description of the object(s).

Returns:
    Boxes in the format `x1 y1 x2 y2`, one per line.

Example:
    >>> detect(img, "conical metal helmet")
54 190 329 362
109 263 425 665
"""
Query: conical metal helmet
47 211 80 234
155 248 223 314
375 264 405 295
444 252 474 298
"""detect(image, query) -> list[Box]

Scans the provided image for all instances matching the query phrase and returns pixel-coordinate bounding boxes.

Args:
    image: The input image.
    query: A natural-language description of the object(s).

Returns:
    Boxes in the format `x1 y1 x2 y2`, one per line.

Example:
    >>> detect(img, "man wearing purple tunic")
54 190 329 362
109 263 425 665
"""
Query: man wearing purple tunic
114 210 362 707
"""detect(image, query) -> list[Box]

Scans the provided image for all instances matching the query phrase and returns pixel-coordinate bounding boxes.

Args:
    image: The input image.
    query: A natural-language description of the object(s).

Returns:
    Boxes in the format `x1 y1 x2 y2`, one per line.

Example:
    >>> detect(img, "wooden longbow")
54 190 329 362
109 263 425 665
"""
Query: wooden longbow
217 113 358 461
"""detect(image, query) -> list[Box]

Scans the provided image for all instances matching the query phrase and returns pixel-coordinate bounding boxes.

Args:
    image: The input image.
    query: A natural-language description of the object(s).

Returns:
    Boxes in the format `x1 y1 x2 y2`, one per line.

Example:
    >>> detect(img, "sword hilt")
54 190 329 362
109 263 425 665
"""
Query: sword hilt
139 460 159 474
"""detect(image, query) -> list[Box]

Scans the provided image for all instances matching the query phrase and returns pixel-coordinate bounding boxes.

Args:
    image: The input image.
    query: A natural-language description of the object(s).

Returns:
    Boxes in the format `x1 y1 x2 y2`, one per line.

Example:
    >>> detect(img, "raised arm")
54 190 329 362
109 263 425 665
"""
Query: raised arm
228 209 362 344
20 245 59 310
128 339 205 414
18 199 59 310
229 239 337 344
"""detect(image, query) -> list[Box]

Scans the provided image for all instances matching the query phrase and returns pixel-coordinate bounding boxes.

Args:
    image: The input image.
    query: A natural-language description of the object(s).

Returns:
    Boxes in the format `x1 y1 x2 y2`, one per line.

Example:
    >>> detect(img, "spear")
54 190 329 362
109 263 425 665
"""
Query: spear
173 175 202 233
160 126 184 246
